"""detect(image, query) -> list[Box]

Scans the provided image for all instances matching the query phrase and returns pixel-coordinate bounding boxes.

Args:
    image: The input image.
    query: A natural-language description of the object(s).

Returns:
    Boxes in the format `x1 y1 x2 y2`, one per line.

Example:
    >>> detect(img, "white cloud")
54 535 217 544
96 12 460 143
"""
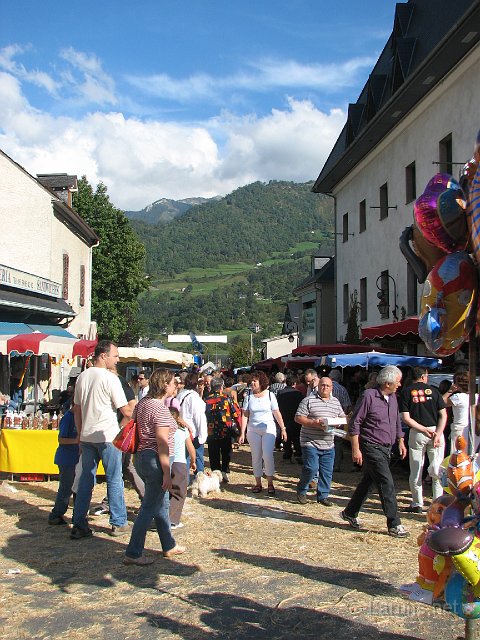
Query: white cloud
60 47 117 105
0 72 344 209
0 45 59 95
125 55 376 103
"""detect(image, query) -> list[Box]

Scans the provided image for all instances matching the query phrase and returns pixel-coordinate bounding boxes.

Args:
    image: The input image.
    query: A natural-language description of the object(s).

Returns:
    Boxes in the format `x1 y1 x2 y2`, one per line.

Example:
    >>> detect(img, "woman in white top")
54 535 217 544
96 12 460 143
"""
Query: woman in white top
239 371 286 495
443 371 479 452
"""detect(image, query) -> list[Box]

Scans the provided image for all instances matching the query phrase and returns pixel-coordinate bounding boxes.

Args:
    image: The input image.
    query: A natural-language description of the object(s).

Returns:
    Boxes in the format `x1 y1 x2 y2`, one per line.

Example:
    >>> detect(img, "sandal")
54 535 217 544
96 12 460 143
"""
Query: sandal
267 485 276 495
252 485 262 493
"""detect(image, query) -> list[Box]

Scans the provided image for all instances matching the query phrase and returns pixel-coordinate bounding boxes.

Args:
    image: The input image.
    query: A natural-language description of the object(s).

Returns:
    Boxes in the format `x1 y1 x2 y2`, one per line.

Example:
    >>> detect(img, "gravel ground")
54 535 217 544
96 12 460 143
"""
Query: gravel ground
0 445 468 640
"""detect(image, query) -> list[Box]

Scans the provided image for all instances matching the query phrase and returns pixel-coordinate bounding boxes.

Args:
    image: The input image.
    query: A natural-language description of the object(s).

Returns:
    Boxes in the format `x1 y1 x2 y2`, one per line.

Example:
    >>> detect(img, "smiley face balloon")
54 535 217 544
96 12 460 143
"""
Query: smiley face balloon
419 252 477 356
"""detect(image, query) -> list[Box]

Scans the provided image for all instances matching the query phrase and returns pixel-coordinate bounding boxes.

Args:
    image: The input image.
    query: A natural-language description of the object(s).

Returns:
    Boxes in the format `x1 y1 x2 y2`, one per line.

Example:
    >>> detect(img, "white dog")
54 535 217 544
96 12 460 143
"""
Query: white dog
191 470 223 498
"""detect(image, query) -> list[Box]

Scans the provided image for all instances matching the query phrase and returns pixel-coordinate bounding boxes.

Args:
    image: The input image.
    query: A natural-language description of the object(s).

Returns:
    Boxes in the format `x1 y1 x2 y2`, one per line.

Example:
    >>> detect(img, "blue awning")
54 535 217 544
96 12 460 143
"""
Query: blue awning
317 351 442 369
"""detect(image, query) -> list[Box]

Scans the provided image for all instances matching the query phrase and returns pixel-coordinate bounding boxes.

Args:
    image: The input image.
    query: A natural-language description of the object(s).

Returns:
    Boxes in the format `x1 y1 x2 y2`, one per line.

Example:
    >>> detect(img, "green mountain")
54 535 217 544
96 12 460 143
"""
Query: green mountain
131 180 334 277
133 180 334 342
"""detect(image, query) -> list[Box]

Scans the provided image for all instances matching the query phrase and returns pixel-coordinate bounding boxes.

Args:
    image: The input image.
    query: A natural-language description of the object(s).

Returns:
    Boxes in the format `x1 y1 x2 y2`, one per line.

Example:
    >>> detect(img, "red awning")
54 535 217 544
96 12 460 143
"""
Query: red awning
72 339 98 359
361 318 419 341
292 343 383 356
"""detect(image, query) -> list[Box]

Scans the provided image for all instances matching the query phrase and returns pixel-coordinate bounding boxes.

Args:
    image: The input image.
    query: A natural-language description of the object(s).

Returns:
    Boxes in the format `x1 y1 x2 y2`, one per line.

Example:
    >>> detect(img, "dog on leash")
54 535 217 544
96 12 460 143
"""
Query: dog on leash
191 470 223 498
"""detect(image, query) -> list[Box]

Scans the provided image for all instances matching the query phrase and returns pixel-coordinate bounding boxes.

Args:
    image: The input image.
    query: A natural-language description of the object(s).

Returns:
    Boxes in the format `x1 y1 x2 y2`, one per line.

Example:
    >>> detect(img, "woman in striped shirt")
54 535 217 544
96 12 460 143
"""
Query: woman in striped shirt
124 368 185 566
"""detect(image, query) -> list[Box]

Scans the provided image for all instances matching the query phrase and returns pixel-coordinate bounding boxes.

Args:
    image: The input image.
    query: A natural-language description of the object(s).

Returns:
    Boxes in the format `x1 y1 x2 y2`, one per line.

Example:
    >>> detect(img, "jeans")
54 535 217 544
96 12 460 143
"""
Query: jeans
193 437 205 473
122 452 145 500
333 436 344 471
50 465 76 518
125 449 175 558
297 445 335 500
408 428 444 506
344 440 401 529
72 442 127 530
208 436 232 472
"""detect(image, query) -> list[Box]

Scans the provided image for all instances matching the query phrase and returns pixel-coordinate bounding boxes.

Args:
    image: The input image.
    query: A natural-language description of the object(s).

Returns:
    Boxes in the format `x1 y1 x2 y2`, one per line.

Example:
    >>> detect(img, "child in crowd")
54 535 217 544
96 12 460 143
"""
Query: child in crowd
168 407 196 529
48 402 80 525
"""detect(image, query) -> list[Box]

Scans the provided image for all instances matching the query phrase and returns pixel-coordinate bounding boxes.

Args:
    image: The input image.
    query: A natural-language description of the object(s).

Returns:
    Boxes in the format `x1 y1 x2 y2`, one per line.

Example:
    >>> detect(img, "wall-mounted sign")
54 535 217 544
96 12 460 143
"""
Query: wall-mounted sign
0 264 61 298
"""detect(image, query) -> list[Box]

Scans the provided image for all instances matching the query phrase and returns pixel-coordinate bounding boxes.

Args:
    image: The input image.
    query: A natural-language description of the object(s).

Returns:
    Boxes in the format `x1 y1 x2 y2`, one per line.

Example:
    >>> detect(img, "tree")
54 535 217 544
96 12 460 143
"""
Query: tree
228 337 253 367
73 177 148 343
345 291 361 344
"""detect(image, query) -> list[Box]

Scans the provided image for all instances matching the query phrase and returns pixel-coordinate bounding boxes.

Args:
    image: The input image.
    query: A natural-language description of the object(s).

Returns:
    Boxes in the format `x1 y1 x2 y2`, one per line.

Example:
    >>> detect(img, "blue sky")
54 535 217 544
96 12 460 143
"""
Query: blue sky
0 0 398 209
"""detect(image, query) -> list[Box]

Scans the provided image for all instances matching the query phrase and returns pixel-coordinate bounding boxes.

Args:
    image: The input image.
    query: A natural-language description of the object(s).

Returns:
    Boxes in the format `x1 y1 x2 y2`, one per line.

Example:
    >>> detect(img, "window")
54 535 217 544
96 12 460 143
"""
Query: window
342 212 349 243
378 270 390 318
359 199 366 233
360 277 367 321
407 263 418 316
439 134 453 175
343 283 349 323
62 253 69 300
80 265 86 307
379 183 389 220
405 162 416 203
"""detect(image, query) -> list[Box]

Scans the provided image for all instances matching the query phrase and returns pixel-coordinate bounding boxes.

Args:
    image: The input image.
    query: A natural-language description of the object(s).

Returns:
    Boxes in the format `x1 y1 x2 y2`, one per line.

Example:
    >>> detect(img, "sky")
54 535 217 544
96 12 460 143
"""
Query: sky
0 1 399 210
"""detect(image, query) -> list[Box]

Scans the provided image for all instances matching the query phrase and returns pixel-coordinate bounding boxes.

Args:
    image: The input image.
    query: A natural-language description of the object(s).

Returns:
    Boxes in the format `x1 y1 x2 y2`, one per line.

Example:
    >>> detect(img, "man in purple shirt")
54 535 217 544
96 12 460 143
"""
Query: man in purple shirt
340 365 409 538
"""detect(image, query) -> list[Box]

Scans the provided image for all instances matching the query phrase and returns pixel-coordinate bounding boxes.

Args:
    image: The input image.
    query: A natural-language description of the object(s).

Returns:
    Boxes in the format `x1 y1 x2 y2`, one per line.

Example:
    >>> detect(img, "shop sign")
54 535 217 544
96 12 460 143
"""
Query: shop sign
0 264 61 298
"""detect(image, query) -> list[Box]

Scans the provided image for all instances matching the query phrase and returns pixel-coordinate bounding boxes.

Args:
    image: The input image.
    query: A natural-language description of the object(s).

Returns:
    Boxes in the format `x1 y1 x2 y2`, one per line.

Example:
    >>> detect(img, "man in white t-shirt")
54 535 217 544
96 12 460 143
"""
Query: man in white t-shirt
71 340 132 539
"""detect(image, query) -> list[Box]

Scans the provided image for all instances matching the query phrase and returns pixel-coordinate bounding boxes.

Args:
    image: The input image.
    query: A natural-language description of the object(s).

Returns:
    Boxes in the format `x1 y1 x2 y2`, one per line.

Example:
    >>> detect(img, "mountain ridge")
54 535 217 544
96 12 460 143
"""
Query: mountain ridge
125 195 221 225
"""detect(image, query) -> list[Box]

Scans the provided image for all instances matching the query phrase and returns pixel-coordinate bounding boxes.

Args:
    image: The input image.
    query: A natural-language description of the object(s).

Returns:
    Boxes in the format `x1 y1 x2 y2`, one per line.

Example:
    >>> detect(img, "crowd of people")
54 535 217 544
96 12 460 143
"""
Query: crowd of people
47 340 476 563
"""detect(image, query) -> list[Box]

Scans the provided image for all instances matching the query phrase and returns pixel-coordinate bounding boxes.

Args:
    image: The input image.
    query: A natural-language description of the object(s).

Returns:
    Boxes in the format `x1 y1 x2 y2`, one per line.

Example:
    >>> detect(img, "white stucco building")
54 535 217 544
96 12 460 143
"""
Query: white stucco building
0 150 98 336
313 0 480 353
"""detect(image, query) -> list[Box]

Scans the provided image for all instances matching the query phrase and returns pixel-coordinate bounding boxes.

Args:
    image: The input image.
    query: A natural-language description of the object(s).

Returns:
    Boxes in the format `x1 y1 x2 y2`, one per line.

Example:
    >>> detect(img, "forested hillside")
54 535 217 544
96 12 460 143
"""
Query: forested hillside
131 181 333 277
134 180 334 342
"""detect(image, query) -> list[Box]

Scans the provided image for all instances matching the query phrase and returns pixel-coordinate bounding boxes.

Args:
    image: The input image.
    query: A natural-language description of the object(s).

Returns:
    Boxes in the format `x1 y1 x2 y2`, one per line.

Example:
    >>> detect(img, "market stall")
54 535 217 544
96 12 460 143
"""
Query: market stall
0 429 104 476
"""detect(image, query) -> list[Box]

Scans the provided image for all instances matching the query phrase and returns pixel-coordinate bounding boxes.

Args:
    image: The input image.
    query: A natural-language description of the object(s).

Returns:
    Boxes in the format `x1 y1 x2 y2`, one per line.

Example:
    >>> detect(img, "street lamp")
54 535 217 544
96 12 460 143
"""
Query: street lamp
285 320 299 346
376 274 399 321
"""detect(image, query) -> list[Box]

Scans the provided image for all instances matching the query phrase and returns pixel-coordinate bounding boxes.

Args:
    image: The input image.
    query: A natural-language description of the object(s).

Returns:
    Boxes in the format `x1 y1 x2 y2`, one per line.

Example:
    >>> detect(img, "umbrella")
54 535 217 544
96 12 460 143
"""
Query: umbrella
0 322 33 354
317 351 442 369
72 339 97 359
6 326 78 358
117 346 193 367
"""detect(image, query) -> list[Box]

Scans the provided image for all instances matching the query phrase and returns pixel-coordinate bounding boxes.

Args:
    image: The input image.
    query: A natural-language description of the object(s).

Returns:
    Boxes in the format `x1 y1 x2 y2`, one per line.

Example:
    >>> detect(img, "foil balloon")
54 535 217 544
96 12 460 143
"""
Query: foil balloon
414 173 468 253
419 252 477 356
448 435 475 495
445 572 480 619
467 162 480 267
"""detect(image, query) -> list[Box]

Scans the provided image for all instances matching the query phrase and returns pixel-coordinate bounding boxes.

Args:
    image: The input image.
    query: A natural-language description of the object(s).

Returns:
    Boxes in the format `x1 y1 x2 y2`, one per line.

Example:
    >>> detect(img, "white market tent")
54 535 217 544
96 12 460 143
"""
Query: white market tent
117 346 193 367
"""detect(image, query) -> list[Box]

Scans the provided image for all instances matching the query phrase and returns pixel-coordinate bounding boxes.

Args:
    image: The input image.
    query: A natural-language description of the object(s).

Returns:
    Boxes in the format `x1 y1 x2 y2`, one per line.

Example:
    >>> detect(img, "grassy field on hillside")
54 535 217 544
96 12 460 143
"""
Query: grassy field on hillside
149 238 318 296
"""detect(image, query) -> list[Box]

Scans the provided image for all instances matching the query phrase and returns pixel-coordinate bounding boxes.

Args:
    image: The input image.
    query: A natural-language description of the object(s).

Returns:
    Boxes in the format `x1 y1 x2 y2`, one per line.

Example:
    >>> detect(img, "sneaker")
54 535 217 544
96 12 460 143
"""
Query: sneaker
317 498 334 507
123 555 154 566
340 510 360 530
221 472 229 483
109 524 132 537
388 524 409 538
296 493 308 505
171 522 185 530
48 515 67 526
89 505 110 516
70 526 93 540
405 505 423 514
